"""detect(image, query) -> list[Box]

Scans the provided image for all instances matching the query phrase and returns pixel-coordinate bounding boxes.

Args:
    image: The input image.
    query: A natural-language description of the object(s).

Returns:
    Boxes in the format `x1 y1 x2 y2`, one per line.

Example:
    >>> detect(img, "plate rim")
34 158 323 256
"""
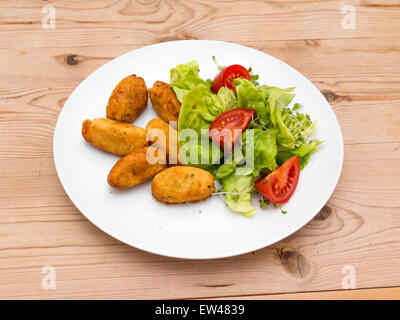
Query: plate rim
53 40 344 259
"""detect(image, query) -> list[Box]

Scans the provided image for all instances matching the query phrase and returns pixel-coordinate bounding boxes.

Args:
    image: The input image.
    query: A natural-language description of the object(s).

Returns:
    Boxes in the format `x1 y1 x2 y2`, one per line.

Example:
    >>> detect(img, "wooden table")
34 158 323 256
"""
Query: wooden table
0 0 399 300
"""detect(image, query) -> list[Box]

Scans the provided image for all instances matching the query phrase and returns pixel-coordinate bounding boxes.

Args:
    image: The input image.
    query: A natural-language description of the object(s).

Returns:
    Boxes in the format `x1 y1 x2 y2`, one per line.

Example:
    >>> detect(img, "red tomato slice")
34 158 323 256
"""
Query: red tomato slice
209 108 255 151
211 64 251 94
255 155 300 205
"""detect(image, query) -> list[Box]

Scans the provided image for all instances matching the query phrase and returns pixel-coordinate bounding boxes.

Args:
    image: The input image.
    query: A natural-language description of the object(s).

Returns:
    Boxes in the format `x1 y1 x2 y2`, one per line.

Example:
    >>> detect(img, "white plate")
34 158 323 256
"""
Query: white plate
53 40 343 259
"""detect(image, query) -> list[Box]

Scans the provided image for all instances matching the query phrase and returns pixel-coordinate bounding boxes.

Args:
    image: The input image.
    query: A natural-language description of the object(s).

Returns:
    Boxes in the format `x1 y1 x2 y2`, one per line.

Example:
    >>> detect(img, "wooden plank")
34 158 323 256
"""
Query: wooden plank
1 0 400 299
1 0 400 50
210 287 400 300
1 97 399 159
0 152 399 299
1 37 400 160
2 37 400 100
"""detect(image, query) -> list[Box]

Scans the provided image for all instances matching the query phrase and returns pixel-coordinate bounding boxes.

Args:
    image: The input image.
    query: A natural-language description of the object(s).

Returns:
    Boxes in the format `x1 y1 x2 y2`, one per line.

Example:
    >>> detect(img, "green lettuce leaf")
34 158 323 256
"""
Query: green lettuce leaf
177 84 235 169
291 140 321 157
179 134 222 169
222 172 255 217
215 163 236 179
177 85 212 135
242 128 278 176
177 84 237 135
261 85 316 150
235 78 268 124
275 107 297 149
172 87 190 103
276 140 321 169
274 107 317 150
216 86 237 111
170 61 210 102
280 108 317 147
260 86 295 126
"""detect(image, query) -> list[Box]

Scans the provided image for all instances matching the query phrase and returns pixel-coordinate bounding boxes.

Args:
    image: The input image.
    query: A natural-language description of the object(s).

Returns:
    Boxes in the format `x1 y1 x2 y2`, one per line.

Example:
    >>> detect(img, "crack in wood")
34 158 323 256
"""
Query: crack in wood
201 284 234 288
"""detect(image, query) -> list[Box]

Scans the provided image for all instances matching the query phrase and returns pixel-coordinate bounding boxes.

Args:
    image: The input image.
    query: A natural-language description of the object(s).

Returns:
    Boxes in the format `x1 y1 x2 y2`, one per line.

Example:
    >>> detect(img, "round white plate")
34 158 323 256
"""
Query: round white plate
53 40 343 259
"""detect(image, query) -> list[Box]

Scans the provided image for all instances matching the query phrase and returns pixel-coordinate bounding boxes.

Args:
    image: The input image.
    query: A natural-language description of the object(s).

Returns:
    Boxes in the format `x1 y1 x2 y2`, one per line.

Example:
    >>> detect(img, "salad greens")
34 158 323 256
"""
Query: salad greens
222 172 255 217
242 128 278 176
236 79 268 124
171 60 320 217
170 61 210 102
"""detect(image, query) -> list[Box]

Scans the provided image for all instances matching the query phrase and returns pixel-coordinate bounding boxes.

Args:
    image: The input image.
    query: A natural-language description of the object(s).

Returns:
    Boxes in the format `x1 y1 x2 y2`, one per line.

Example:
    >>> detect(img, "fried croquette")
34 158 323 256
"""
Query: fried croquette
108 147 166 190
82 118 147 156
145 117 180 164
148 81 181 124
106 74 148 122
151 166 215 203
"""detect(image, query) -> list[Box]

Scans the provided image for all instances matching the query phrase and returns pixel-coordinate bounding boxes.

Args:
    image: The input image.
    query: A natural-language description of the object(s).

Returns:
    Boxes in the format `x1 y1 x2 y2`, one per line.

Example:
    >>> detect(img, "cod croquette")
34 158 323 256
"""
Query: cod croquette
106 74 148 123
145 117 180 164
108 147 166 190
82 118 147 156
148 81 181 124
151 166 215 204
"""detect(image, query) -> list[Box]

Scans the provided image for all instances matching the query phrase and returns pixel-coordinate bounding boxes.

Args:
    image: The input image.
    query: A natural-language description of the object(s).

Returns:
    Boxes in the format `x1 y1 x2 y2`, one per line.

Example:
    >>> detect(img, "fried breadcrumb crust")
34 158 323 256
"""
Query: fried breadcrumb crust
106 74 148 123
108 147 166 190
148 81 181 123
151 166 215 203
145 117 181 165
82 118 147 156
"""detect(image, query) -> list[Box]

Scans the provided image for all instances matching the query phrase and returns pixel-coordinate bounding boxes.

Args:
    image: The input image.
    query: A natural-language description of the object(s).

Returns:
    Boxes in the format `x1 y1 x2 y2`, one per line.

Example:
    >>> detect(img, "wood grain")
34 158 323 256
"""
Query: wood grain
1 0 400 299
211 287 400 300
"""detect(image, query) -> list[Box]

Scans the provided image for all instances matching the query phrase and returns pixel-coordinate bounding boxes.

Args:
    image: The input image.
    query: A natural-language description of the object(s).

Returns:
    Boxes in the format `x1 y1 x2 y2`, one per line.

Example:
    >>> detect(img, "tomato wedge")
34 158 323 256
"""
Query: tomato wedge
211 64 251 94
209 108 255 151
255 155 300 205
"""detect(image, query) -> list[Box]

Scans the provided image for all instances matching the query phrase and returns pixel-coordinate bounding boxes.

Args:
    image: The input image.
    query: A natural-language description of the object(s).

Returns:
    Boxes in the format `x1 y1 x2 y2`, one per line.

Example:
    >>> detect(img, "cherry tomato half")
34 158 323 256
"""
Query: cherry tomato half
255 155 300 205
211 64 251 94
209 108 255 151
